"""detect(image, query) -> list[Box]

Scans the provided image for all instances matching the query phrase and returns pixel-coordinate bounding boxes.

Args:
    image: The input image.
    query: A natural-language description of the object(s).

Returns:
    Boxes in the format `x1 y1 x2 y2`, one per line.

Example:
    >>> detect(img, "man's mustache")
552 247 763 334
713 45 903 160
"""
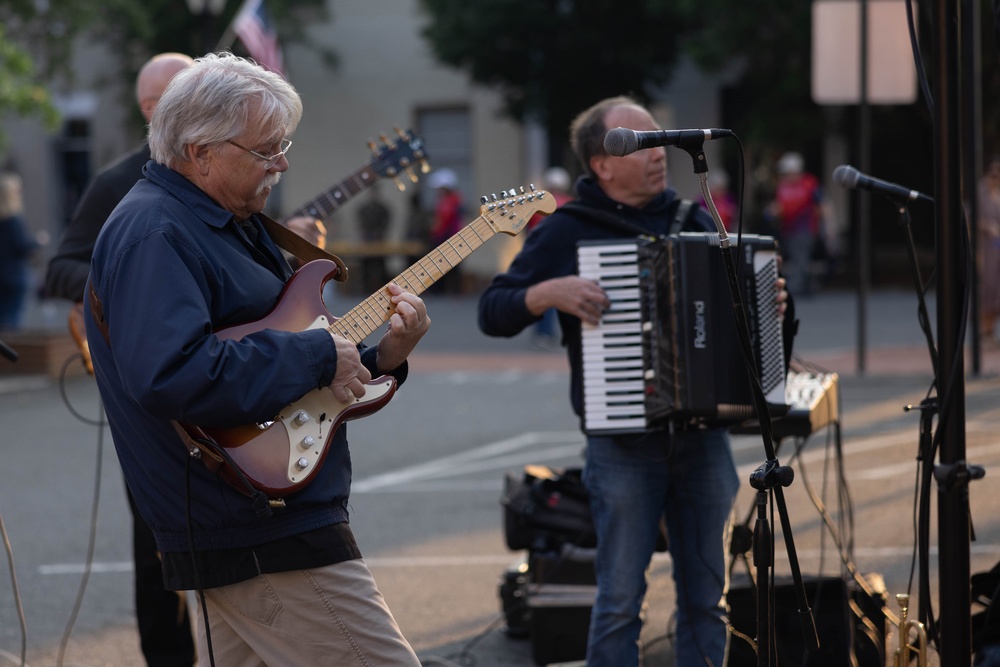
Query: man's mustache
257 172 282 195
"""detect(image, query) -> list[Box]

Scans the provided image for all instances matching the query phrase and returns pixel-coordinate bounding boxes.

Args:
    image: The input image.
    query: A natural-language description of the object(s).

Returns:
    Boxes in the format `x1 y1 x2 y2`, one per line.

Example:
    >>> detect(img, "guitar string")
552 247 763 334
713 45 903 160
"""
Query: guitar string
325 196 545 343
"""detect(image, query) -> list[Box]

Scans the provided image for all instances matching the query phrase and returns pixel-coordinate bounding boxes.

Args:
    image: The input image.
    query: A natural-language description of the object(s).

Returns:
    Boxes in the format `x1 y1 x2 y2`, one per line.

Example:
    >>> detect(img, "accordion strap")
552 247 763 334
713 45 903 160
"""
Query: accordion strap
560 199 695 239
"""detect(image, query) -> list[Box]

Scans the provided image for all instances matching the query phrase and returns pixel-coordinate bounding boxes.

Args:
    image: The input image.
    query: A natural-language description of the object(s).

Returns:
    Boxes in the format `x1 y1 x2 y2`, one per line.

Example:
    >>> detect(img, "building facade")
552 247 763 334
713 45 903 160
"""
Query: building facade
4 0 726 295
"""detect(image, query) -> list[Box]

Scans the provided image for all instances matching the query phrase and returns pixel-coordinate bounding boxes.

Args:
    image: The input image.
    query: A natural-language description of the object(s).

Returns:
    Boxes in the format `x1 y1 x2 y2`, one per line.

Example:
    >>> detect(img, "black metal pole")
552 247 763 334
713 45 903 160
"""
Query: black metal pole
932 0 972 663
965 0 983 375
857 0 870 376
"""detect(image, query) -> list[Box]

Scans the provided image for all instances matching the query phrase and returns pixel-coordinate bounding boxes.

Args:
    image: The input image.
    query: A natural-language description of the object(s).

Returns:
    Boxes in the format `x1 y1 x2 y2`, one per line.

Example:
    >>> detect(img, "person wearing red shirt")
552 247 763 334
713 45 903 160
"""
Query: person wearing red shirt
427 168 465 294
769 152 823 297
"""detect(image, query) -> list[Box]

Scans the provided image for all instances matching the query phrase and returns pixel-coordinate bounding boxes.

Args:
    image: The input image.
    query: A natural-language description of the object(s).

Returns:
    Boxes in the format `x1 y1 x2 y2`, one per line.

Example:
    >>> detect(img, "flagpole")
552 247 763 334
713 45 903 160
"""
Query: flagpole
214 0 254 53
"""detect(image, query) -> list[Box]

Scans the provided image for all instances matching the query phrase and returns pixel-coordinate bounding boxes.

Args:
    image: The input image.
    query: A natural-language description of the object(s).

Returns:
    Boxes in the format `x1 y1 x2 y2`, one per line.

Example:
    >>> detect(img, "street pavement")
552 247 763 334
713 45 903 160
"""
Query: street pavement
1 286 999 667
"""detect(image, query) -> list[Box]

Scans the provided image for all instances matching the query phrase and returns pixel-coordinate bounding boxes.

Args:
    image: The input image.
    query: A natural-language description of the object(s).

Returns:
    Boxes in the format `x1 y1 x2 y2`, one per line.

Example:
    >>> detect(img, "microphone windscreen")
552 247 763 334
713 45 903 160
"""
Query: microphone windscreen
603 127 636 157
833 164 860 188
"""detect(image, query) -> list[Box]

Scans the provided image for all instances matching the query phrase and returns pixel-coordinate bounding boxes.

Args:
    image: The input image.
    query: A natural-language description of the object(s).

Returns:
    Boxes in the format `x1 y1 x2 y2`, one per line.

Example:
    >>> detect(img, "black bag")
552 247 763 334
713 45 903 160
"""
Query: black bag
501 465 596 551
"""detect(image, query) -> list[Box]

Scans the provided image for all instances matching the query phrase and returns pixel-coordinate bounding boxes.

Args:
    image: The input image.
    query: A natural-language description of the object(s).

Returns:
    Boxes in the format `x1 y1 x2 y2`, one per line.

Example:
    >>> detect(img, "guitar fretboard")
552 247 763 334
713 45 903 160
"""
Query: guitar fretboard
329 215 499 343
281 166 379 223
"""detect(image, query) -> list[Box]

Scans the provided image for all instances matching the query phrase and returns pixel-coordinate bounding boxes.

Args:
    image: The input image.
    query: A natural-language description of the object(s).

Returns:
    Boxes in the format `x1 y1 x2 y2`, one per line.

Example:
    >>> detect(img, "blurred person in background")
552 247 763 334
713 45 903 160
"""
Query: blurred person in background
978 156 1000 346
767 151 823 298
427 167 465 294
528 166 573 348
0 171 44 330
357 184 392 292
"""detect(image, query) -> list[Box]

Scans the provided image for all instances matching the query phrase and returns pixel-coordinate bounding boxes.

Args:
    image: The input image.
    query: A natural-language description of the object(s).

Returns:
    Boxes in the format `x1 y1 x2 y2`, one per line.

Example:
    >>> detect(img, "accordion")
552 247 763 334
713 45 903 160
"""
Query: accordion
577 233 786 435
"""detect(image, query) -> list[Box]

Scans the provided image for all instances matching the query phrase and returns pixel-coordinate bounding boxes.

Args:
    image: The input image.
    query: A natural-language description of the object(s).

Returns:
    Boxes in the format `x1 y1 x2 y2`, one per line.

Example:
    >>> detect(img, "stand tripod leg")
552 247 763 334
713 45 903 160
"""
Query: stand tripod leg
753 489 772 667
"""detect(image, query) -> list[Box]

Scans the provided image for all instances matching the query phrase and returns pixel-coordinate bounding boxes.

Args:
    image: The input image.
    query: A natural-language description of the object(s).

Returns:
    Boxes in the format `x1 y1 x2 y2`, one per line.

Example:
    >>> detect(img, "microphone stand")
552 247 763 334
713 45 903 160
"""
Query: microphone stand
676 141 819 666
886 198 984 645
892 201 939 636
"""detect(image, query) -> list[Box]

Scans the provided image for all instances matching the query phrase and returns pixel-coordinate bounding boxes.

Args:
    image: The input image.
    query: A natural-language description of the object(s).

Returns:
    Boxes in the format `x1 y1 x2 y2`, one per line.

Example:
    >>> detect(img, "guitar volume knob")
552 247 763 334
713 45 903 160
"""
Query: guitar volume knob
296 457 310 470
301 436 316 449
293 411 311 426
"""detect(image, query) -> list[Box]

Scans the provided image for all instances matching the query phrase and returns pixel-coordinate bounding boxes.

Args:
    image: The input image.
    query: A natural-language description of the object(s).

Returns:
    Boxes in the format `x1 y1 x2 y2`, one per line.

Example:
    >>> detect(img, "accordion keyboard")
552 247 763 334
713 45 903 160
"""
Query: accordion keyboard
578 242 649 433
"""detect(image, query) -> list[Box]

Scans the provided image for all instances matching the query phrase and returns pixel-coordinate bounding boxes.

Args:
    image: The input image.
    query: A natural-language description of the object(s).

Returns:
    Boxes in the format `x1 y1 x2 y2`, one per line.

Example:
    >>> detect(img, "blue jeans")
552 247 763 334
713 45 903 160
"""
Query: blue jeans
583 427 739 667
534 307 558 338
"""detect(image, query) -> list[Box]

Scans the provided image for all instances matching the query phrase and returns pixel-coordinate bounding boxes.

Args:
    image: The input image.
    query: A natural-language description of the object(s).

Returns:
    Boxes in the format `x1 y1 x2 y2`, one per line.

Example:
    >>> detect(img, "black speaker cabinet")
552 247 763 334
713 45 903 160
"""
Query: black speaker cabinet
498 549 597 666
727 575 886 667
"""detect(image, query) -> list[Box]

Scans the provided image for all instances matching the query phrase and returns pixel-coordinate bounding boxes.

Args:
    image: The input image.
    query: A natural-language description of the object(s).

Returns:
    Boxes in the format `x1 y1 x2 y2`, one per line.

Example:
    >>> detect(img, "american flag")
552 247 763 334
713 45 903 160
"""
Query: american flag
232 0 284 77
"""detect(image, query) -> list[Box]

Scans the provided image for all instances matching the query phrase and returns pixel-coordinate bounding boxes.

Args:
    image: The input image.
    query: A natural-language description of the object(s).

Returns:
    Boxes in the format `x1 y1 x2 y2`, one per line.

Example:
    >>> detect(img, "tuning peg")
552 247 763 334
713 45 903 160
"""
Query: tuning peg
367 138 379 156
394 126 410 140
380 132 395 149
405 167 419 183
420 159 431 174
392 177 405 192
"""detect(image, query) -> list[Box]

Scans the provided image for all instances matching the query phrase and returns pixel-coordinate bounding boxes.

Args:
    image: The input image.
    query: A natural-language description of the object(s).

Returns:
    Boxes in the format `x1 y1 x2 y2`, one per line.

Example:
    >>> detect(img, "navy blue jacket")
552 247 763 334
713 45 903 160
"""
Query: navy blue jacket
86 161 406 553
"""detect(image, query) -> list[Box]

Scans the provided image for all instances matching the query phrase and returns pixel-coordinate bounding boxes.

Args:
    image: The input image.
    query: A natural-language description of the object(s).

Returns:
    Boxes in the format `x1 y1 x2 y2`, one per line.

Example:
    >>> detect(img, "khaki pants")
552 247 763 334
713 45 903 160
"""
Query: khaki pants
194 559 419 666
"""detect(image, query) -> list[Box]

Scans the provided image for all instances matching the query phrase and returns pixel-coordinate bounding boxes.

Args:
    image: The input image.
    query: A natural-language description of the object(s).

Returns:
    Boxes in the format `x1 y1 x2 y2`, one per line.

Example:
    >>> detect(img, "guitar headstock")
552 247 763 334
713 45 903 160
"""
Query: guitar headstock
368 127 431 191
480 186 555 236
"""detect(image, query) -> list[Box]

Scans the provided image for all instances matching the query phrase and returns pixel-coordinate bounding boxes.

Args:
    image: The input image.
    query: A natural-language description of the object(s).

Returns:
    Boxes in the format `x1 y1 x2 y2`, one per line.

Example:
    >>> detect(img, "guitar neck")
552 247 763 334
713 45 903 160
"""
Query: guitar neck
279 166 379 223
329 215 497 344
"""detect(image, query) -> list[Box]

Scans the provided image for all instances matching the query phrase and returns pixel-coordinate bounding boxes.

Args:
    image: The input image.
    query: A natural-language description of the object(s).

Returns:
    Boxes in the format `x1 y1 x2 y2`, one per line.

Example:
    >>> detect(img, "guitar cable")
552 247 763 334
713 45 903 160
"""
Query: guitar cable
0 349 112 667
184 455 217 667
0 497 28 667
56 351 107 667
184 432 273 521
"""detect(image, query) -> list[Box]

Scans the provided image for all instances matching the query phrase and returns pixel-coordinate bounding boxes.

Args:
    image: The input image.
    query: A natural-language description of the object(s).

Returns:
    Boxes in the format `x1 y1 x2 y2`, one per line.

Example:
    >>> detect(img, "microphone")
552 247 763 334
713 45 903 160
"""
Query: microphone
832 164 933 204
603 127 734 157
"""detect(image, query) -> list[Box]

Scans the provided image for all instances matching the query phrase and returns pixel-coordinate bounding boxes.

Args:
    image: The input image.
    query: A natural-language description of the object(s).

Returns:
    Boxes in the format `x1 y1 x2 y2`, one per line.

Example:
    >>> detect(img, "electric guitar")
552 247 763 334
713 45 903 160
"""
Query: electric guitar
279 127 429 223
180 186 555 498
69 128 429 373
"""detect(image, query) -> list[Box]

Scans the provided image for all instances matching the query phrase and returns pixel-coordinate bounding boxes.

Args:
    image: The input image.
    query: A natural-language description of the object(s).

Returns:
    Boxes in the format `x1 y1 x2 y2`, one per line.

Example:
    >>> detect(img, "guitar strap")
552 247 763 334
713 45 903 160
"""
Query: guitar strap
257 213 350 283
560 198 696 239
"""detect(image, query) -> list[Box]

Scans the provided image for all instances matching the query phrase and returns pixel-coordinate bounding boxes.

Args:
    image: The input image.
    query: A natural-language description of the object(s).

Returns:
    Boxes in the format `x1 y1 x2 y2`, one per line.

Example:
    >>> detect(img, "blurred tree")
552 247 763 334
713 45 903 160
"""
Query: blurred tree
0 24 62 151
677 0 820 148
419 0 691 151
95 0 335 133
0 0 333 142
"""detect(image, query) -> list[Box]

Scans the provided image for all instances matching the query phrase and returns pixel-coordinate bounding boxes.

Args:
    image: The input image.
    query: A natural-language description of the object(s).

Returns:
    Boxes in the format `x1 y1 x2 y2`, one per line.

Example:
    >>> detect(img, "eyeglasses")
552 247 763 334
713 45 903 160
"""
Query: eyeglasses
226 138 292 169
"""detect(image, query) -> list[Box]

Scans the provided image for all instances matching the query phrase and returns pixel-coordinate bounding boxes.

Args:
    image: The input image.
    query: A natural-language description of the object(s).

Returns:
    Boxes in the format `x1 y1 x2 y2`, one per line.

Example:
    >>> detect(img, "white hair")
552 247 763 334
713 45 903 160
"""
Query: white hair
148 52 302 168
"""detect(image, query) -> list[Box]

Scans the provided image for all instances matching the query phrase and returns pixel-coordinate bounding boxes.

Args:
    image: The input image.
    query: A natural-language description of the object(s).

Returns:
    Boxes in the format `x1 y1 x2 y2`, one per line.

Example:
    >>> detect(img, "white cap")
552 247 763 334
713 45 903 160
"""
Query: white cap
777 152 804 175
541 166 570 192
428 168 458 189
